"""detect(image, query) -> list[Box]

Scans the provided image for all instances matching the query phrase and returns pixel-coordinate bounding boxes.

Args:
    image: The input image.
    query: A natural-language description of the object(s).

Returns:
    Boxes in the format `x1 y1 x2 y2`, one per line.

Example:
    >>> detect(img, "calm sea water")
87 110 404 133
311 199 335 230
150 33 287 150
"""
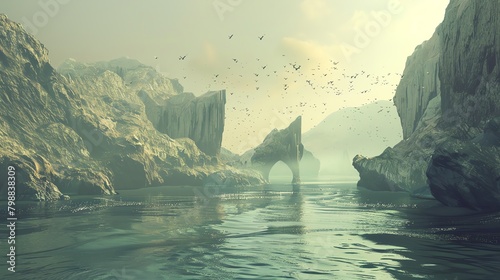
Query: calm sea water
1 181 499 280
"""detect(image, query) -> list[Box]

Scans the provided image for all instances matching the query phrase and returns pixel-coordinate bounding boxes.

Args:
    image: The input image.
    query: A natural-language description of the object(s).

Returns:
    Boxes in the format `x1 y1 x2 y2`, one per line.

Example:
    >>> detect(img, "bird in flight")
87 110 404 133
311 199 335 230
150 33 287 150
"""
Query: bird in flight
179 55 187 60
228 34 234 39
258 35 265 40
233 58 238 63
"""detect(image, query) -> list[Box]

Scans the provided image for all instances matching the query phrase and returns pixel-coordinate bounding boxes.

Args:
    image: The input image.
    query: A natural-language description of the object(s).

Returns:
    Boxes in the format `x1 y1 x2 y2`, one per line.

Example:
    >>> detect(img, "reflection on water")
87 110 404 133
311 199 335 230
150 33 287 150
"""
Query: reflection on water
0 182 499 279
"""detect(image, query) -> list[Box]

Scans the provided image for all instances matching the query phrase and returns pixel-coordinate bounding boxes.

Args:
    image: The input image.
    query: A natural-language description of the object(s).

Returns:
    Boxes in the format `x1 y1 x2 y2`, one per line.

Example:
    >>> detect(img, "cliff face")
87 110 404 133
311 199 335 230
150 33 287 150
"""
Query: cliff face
393 32 441 139
353 0 500 209
0 14 252 201
154 90 226 156
59 58 226 157
438 0 500 126
426 0 500 210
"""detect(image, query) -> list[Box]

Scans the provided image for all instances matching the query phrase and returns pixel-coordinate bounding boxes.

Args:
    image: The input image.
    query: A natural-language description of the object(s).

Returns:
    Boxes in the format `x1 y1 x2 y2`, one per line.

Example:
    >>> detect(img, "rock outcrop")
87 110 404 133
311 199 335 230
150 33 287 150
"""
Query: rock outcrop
251 116 304 184
353 0 500 209
0 14 260 201
153 90 226 156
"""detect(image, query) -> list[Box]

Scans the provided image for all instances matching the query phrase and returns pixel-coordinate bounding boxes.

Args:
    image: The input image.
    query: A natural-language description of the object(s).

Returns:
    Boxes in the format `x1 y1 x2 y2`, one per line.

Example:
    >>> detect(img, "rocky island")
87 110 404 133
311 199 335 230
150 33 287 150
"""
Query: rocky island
353 0 500 210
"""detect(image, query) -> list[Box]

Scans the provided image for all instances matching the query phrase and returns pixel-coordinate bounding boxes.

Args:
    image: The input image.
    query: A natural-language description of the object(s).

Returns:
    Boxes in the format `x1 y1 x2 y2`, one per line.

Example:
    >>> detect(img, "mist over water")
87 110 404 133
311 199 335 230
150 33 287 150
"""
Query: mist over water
1 181 498 280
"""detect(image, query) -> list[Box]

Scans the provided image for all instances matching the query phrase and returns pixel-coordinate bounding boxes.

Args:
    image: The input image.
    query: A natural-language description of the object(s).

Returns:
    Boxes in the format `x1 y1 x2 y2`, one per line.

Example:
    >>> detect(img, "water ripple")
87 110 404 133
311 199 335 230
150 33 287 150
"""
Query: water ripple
1 183 499 280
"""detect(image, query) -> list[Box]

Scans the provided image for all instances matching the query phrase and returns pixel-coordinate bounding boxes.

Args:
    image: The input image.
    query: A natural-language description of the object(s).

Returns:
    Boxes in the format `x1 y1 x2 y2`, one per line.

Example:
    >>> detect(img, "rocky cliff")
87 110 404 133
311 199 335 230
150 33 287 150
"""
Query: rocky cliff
0 14 262 200
154 90 225 156
438 0 500 124
394 32 441 139
353 0 500 210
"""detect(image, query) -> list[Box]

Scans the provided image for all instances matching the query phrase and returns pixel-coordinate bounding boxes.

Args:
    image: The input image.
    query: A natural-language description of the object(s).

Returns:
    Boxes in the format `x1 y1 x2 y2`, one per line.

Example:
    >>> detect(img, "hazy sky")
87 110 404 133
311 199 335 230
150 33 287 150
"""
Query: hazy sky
1 0 449 154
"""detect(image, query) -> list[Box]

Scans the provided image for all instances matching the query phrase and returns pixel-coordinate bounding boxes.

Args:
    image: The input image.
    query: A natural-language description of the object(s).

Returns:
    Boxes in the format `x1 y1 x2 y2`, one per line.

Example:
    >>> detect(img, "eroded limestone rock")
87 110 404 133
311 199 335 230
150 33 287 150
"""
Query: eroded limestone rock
251 116 304 184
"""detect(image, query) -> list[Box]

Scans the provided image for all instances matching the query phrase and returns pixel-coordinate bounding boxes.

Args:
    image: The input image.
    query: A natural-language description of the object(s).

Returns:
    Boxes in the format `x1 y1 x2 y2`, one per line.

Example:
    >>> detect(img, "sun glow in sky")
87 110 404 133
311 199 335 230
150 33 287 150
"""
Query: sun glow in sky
1 0 449 154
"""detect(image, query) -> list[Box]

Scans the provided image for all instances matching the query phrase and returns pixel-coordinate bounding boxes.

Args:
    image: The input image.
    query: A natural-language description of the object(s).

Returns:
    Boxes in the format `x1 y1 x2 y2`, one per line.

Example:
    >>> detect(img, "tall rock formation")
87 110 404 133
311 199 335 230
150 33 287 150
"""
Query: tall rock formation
353 0 500 210
154 90 226 156
251 116 304 184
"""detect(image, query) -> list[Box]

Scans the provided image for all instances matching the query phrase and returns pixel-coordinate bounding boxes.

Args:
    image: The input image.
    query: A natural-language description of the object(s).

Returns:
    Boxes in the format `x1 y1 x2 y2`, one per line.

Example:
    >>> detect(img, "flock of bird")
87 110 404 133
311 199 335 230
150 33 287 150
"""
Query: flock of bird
155 33 405 153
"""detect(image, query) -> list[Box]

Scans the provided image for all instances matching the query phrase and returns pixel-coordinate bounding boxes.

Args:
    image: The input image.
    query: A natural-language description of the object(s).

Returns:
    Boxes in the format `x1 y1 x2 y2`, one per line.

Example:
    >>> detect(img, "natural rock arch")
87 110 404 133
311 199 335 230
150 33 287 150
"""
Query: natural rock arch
265 160 299 183
251 116 304 184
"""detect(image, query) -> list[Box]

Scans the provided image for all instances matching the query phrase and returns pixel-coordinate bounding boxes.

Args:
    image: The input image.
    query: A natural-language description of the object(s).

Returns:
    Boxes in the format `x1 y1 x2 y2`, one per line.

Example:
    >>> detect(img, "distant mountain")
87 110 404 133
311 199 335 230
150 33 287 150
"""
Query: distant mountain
302 100 403 179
